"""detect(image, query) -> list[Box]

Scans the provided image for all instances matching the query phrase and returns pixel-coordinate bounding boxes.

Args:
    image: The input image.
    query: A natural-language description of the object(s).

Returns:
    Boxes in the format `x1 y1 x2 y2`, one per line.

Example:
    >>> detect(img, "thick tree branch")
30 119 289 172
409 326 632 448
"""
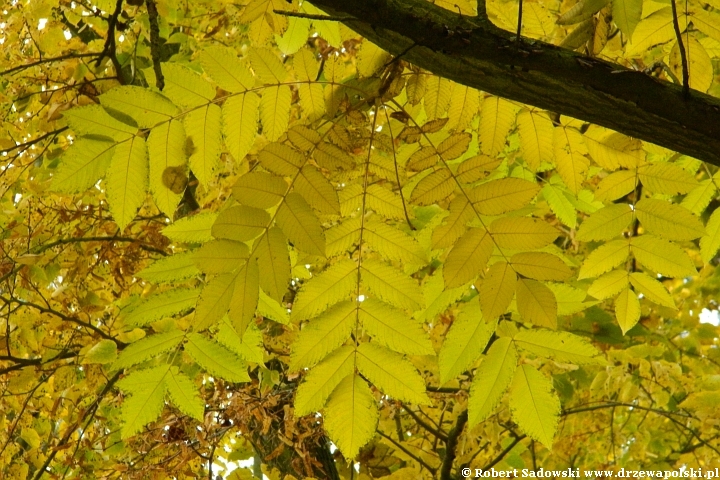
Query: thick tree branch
308 0 720 167
440 410 467 480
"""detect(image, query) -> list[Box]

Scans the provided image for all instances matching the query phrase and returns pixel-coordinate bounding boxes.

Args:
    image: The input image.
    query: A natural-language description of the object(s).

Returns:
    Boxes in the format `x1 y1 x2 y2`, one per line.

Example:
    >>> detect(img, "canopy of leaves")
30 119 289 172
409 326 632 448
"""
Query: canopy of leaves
1 0 720 479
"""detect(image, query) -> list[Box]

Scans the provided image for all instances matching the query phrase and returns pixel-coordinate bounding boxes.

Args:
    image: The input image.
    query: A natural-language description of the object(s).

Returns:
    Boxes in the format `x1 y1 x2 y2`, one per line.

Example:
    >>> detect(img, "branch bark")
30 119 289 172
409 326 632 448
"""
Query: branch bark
308 0 720 167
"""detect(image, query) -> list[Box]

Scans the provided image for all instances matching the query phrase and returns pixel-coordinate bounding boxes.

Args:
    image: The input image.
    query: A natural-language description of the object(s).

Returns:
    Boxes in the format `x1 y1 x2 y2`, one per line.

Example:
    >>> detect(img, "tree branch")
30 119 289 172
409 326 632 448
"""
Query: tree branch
440 410 467 480
307 0 720 167
146 0 165 90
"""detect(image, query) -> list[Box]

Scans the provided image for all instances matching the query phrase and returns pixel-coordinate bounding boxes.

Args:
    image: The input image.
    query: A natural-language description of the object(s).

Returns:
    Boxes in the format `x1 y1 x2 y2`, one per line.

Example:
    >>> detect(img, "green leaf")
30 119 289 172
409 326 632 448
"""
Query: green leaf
612 0 643 37
542 183 577 228
106 136 148 229
324 374 378 460
137 252 199 283
468 337 518 426
438 300 495 383
124 289 199 326
155 63 215 108
185 333 250 383
637 162 698 195
294 346 354 416
291 260 357 321
100 86 178 128
509 364 560 449
513 329 605 364
594 170 637 201
119 365 169 438
52 138 115 193
290 301 356 371
359 298 434 356
163 212 218 243
185 104 222 186
588 269 629 300
111 330 185 371
361 259 424 311
166 367 204 421
356 343 431 404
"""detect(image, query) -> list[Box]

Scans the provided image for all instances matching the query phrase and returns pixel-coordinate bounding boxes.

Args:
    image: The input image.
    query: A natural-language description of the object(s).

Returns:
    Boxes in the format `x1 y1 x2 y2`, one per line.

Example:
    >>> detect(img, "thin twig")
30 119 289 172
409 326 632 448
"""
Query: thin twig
377 430 438 475
516 0 523 42
95 0 126 83
273 10 356 22
0 53 101 76
669 0 689 99
146 0 165 90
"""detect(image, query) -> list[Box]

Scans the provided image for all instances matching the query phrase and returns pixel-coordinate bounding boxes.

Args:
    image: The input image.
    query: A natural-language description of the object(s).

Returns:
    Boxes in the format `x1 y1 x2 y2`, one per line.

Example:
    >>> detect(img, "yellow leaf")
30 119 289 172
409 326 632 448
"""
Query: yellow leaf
212 205 269 242
701 209 720 263
356 343 431 404
627 7 686 55
443 228 493 287
584 129 644 170
456 155 501 183
106 136 148 230
479 262 517 320
356 40 390 77
52 138 115 193
290 301 355 370
468 337 517 426
447 86 480 132
439 301 495 382
432 196 474 249
578 239 630 279
293 48 319 82
291 259 357 321
553 126 589 194
513 329 604 364
407 146 439 172
275 16 310 55
365 221 427 268
629 272 675 308
100 86 178 128
479 96 518 157
630 235 696 277
198 46 254 92
516 279 557 328
424 76 453 119
517 109 554 171
594 170 638 201
163 212 218 243
248 47 288 84
194 239 249 274
410 169 455 206
510 252 572 281
542 183 577 228
229 258 260 335
359 299 434 356
613 0 643 36
470 178 540 216
253 227 291 302
195 272 236 330
276 192 326 257
588 270 629 300
635 198 705 241
681 179 716 215
615 288 640 334
361 259 424 311
668 37 720 93
324 374 378 460
295 346 354 416
258 142 305 176
232 171 287 209
185 104 222 186
437 132 472 160
637 163 699 195
295 165 340 214
509 364 560 449
156 63 215 108
148 120 185 217
260 85 291 142
576 204 633 241
223 92 260 163
488 216 558 250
